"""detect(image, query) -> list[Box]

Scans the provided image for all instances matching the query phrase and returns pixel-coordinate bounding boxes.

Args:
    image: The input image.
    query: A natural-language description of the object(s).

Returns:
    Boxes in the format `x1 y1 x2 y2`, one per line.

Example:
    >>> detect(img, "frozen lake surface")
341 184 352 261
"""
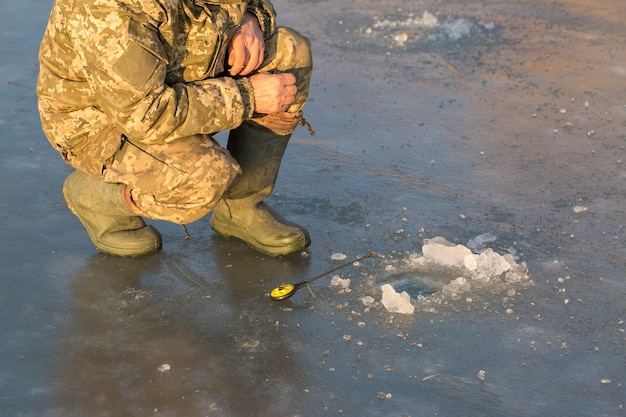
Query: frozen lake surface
1 0 624 416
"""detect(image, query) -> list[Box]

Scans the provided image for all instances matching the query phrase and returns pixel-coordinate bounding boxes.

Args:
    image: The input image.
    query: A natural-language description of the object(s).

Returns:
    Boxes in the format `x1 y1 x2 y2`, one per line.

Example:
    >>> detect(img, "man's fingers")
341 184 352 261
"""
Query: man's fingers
285 85 297 96
277 72 296 86
240 45 264 75
249 72 299 114
228 39 253 76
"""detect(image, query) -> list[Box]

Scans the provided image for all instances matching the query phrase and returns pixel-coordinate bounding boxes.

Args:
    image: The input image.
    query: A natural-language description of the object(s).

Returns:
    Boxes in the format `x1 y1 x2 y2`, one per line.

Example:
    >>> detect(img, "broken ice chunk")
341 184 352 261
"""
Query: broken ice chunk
466 248 513 281
442 277 471 295
422 236 472 267
361 296 375 306
467 233 497 253
330 253 347 261
330 275 351 289
422 11 439 27
477 248 512 275
464 254 478 271
380 284 415 314
442 18 472 40
157 364 171 373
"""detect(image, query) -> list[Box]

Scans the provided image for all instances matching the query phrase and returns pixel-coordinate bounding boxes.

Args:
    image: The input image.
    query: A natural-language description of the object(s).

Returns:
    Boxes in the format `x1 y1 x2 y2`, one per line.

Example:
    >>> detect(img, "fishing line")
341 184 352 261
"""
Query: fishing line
270 251 375 301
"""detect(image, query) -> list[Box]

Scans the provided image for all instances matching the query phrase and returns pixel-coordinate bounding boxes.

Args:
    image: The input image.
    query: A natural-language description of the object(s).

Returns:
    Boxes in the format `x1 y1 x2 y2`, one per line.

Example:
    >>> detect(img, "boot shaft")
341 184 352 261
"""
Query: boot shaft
225 122 292 200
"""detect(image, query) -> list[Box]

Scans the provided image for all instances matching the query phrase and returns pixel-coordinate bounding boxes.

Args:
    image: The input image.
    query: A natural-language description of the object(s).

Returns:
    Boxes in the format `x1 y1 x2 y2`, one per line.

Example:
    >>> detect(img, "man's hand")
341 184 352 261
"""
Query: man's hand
229 13 297 114
249 73 297 114
228 13 265 76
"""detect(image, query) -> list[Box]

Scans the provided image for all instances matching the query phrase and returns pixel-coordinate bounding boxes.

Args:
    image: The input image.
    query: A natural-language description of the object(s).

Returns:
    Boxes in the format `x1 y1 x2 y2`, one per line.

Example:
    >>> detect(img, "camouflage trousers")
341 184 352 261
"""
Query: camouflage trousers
102 27 312 224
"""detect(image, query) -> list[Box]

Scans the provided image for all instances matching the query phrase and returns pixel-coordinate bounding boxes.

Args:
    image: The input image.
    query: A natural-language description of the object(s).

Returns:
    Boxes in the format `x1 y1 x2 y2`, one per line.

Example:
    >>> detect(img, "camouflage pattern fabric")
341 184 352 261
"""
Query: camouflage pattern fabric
37 0 312 224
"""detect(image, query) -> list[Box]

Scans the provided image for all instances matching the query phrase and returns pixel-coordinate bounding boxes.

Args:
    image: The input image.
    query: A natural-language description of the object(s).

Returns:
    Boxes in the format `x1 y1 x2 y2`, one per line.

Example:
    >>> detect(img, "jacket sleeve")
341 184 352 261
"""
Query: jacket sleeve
246 0 277 39
73 3 255 145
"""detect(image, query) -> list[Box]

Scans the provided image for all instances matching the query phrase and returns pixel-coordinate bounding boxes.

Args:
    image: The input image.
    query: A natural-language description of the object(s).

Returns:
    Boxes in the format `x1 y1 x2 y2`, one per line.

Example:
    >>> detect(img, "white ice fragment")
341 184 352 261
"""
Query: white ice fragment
504 268 528 283
472 248 512 280
503 253 518 266
330 252 347 261
392 32 410 47
422 236 472 267
464 254 478 271
422 11 439 28
443 18 472 40
361 296 375 306
467 233 497 253
442 277 471 295
330 275 351 289
380 284 414 314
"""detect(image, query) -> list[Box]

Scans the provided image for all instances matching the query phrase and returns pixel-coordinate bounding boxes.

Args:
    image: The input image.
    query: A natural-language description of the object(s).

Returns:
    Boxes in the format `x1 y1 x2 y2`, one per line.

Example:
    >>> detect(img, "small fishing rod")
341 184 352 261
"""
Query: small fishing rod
270 251 375 301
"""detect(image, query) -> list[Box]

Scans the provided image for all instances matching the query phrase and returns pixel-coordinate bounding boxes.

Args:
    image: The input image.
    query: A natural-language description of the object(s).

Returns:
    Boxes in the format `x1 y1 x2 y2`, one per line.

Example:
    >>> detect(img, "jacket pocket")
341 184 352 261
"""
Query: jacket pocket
115 18 168 90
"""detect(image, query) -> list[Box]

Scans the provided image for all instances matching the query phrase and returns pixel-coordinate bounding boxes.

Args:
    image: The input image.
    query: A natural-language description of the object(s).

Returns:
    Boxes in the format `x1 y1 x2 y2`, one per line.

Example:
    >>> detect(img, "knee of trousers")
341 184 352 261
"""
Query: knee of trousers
104 135 242 225
271 27 313 71
139 161 241 225
262 27 313 113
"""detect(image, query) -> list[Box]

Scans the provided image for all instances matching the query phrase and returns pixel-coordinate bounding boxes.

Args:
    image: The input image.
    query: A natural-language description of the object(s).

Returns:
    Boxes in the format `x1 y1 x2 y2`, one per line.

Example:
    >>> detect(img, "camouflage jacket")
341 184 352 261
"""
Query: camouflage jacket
37 0 276 175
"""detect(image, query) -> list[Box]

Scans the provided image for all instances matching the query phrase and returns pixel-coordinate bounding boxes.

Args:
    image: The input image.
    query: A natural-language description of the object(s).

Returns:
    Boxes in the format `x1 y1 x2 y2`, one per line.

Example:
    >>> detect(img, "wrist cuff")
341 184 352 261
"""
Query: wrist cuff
236 78 256 120
246 2 276 39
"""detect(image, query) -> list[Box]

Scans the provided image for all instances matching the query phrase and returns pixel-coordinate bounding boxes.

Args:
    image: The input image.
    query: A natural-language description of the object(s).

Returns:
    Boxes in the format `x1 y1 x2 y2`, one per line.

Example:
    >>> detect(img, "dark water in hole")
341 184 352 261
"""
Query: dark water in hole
383 273 443 298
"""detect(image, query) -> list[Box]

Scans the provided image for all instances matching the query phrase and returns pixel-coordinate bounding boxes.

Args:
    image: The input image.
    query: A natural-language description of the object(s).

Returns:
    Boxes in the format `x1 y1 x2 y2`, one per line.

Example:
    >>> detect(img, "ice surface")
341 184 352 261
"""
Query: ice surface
380 284 415 315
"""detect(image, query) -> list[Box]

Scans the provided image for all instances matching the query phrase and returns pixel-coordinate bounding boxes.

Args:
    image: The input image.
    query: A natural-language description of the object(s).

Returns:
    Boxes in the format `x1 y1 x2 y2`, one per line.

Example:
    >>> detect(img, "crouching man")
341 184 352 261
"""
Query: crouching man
37 0 313 256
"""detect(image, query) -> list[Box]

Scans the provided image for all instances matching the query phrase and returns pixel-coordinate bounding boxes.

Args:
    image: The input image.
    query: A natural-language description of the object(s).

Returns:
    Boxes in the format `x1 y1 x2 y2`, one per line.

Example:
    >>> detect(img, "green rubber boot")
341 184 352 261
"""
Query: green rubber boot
63 170 162 256
210 121 310 256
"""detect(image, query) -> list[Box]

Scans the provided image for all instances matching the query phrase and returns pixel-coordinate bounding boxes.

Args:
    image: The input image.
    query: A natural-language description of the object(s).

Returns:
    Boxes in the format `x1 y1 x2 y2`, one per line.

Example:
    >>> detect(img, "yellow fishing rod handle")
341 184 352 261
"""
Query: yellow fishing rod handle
270 284 295 301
